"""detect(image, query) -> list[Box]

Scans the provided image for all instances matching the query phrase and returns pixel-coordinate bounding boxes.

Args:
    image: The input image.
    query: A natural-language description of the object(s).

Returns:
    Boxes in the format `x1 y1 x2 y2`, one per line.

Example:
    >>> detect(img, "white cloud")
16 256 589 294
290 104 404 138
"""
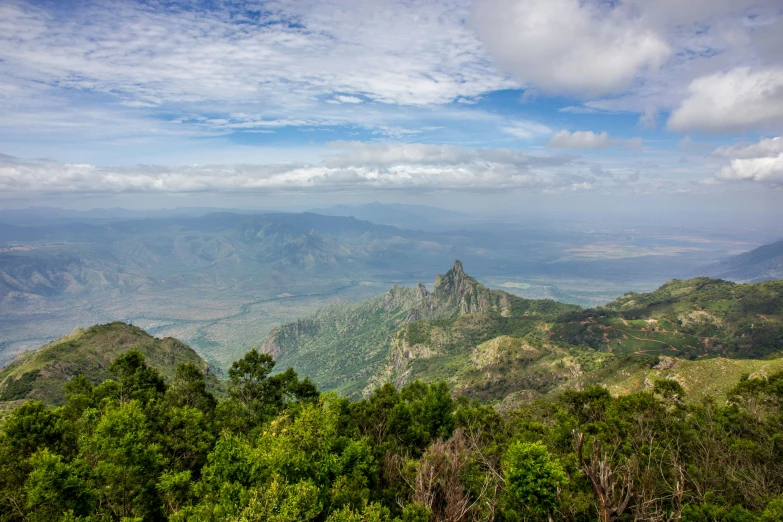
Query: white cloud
328 95 364 104
471 0 671 97
667 67 783 133
0 143 590 196
713 136 783 184
324 142 575 168
558 106 600 114
548 130 615 150
716 155 783 184
712 137 783 159
0 0 515 109
501 121 552 139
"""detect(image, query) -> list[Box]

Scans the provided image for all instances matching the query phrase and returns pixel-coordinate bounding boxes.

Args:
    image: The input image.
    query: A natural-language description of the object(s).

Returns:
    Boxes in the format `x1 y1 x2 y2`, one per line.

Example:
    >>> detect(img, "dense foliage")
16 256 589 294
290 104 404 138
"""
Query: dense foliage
2 346 783 522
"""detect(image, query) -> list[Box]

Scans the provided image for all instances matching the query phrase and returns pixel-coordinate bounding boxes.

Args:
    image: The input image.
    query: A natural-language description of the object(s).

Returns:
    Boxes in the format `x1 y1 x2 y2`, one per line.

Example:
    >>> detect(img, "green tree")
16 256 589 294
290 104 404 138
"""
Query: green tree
228 349 276 406
106 350 167 405
326 502 393 522
503 441 567 522
82 400 164 520
165 363 217 415
25 449 92 521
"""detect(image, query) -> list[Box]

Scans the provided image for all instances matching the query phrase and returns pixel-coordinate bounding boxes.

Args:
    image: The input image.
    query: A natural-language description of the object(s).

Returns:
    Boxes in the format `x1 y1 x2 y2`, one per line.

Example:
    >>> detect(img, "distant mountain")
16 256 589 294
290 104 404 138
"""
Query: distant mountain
0 322 223 407
703 239 783 282
0 212 450 304
260 260 580 396
1 209 752 373
309 202 470 230
0 206 247 226
0 211 484 368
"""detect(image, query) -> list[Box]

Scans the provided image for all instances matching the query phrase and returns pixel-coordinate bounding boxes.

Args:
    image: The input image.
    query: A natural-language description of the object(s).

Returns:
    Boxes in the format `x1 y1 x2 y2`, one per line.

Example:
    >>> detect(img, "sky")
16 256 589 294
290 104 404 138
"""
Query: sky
0 0 782 213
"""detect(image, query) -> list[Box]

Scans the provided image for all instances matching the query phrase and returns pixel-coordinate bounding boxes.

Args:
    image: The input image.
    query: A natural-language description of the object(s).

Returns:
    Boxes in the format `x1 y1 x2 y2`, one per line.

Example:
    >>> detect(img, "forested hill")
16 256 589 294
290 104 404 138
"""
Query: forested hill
1 338 782 520
550 277 783 359
0 322 223 408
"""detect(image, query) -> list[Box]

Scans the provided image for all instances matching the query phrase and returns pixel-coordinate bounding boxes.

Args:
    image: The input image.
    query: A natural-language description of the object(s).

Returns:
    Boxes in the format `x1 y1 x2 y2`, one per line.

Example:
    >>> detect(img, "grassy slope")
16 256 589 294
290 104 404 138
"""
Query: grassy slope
599 355 783 403
0 322 223 406
549 278 783 359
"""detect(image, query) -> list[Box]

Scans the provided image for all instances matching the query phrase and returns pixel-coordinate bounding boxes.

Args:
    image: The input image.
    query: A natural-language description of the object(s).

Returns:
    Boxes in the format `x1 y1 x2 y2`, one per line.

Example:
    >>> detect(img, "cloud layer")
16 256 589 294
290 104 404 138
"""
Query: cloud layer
0 0 513 108
0 143 595 196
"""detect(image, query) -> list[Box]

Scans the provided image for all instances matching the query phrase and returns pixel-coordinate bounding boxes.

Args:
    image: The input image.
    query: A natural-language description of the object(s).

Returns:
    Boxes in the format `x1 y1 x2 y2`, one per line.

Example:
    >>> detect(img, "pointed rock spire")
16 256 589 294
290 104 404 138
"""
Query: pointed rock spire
415 281 429 300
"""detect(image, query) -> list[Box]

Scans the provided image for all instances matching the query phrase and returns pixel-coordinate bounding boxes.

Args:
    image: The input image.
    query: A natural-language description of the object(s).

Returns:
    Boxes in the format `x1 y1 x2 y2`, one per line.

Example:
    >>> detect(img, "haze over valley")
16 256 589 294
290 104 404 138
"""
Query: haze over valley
1 204 778 369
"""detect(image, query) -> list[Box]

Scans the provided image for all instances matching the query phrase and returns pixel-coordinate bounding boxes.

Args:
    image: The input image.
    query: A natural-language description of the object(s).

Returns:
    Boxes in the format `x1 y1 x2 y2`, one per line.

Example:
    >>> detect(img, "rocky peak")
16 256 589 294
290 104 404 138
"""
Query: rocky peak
415 281 429 301
434 259 474 297
429 259 511 316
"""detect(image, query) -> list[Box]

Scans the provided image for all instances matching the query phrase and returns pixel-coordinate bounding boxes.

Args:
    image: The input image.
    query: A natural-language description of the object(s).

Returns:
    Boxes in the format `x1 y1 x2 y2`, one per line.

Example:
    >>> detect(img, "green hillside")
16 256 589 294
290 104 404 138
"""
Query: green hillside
261 264 783 406
0 322 223 407
381 275 783 405
549 277 783 359
258 285 431 397
261 260 580 396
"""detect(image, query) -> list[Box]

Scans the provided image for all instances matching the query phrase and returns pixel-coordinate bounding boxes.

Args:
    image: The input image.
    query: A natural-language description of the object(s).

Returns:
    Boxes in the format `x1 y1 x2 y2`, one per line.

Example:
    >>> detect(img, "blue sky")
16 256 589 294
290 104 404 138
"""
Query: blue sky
0 0 781 212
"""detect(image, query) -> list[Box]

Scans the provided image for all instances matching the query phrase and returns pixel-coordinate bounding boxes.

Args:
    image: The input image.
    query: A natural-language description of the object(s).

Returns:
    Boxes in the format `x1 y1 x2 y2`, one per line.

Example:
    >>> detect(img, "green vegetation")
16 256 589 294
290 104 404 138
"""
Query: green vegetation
259 286 428 397
268 265 783 407
4 262 783 520
0 323 223 408
263 261 579 397
550 278 783 359
2 340 783 521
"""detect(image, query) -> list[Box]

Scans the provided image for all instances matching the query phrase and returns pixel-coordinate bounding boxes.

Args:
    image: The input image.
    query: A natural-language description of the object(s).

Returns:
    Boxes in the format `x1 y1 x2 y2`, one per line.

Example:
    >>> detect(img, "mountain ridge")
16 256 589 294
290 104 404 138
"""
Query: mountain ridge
261 262 783 404
0 322 223 407
261 260 581 396
704 238 783 282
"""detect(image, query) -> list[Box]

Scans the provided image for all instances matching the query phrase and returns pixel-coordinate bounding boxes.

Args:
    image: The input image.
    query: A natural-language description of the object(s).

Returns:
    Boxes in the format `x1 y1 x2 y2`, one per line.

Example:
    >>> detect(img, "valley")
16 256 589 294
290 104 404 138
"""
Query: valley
1 206 781 372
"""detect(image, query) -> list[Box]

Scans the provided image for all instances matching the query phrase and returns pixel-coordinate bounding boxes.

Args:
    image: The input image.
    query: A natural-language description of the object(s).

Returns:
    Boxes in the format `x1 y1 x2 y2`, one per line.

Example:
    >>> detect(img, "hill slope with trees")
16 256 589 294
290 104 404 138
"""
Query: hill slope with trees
1 342 783 521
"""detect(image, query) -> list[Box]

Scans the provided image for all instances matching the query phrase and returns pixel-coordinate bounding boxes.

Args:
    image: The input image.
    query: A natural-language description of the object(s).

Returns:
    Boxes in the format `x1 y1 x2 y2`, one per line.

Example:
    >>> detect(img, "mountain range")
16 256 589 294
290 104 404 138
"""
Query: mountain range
2 259 782 414
2 205 779 373
261 260 783 403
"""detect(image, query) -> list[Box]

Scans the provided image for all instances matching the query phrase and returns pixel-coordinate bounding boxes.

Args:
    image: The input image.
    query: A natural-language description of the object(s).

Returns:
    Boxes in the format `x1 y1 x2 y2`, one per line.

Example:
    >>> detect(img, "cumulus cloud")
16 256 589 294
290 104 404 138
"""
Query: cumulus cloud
667 68 783 133
713 137 783 185
712 137 783 160
471 0 671 97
